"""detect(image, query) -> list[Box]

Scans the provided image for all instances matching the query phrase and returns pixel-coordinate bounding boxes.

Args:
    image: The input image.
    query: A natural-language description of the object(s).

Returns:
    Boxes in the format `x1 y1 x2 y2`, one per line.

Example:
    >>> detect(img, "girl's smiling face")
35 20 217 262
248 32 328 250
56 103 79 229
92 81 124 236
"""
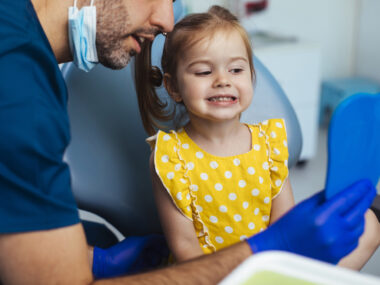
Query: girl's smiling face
171 29 254 124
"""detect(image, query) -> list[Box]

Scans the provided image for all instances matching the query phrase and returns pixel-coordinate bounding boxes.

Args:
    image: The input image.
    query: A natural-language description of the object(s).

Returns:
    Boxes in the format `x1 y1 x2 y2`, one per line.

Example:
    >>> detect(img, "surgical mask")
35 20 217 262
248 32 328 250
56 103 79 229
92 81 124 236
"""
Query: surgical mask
68 0 98 72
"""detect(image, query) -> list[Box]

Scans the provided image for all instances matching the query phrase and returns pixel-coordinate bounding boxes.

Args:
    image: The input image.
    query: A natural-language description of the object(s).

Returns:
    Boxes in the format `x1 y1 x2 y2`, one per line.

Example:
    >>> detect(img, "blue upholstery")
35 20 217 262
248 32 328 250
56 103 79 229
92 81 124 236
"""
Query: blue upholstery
61 0 302 241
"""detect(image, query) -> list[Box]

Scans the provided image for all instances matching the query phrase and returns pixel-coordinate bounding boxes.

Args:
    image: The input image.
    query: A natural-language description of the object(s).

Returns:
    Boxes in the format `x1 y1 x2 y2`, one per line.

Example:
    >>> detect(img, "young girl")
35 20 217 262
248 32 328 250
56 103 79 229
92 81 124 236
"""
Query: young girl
135 6 380 268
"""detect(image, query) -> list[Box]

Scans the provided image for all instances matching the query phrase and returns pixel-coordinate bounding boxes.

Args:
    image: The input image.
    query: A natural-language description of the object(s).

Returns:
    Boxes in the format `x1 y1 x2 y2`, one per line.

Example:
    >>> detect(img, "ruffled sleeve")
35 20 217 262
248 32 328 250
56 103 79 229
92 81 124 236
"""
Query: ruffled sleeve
260 119 289 198
153 130 193 220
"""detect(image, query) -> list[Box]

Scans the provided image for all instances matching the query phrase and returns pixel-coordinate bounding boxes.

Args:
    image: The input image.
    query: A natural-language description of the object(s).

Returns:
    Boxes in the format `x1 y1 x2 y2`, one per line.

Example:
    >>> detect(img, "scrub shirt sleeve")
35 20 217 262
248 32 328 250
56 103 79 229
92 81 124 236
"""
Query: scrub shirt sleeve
0 0 80 233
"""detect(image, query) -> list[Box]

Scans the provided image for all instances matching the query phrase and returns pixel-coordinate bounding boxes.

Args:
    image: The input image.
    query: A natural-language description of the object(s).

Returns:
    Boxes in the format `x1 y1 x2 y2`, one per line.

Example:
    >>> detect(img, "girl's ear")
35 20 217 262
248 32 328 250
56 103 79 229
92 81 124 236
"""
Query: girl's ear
164 73 182 103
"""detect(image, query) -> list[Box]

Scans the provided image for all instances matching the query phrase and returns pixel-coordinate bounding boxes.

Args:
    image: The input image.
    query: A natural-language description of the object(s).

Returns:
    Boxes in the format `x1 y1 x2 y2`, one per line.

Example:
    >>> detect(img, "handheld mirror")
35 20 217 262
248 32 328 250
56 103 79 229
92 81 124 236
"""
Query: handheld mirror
325 93 380 199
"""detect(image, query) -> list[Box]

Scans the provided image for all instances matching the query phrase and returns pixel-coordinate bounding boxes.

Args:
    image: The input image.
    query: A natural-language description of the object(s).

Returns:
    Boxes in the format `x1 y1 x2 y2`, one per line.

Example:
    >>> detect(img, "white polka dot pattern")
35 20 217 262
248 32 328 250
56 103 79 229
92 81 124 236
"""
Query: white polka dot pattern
215 236 224 244
204 195 213 202
248 222 255 230
228 193 237 200
191 184 199 191
187 162 195 170
175 163 181 171
196 152 204 159
225 226 233 233
234 214 242 222
200 173 208 180
238 180 247 188
219 205 228 212
215 183 223 191
247 167 255 175
253 144 261 151
210 216 218 223
210 161 219 169
154 119 289 253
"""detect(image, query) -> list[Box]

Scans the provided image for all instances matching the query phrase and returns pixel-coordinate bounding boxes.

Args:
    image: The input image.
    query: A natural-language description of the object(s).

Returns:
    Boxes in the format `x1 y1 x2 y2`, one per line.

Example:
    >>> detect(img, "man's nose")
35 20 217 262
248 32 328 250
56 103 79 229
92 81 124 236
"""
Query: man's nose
151 1 175 33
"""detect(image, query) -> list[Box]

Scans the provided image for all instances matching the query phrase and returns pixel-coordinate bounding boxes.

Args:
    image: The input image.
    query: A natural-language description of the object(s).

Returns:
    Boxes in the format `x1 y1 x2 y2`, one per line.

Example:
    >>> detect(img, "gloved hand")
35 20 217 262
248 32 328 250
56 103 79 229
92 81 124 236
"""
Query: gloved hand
92 234 169 279
247 179 376 264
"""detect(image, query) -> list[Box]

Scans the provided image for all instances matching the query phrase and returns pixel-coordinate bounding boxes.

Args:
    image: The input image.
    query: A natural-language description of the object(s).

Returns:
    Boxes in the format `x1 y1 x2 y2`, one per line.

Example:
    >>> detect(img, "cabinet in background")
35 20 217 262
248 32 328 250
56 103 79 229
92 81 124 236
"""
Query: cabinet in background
252 36 321 161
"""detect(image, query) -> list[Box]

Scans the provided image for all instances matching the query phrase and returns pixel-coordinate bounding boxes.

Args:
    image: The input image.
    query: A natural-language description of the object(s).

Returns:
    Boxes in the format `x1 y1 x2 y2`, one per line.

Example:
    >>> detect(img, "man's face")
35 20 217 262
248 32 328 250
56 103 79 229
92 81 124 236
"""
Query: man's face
96 0 174 70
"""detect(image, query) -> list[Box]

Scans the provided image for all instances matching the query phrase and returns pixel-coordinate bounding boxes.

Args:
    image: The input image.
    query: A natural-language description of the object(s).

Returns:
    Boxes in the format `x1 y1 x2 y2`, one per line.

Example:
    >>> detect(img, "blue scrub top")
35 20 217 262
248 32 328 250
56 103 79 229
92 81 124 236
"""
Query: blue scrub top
0 0 80 232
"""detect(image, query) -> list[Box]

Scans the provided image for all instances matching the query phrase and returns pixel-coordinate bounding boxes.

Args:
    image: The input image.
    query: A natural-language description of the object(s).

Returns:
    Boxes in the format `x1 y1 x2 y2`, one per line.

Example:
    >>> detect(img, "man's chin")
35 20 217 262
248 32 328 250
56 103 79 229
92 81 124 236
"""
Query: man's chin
99 53 132 70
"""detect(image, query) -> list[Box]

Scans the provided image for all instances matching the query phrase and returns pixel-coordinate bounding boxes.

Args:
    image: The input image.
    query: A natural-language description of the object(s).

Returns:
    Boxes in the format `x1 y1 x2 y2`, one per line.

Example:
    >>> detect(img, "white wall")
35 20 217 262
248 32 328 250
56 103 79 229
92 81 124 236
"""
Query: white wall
182 0 228 13
241 0 360 80
355 0 380 83
183 0 361 81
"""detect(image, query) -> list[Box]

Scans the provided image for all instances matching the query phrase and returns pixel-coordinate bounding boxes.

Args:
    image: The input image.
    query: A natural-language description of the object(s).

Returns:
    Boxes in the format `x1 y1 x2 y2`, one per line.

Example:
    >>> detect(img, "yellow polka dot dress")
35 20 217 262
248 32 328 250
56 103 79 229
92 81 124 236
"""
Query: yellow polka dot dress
153 119 289 254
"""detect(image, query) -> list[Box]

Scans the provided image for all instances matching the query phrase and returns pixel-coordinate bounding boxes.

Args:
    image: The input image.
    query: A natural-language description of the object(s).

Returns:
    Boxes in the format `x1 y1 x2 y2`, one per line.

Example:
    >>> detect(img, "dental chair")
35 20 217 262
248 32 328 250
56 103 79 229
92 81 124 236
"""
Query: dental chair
61 1 303 248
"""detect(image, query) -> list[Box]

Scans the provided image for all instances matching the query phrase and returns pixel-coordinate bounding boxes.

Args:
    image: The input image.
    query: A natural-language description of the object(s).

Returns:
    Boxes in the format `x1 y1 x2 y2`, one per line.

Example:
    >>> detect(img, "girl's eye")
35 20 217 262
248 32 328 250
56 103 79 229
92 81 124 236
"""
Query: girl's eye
230 68 243 74
195 71 211 76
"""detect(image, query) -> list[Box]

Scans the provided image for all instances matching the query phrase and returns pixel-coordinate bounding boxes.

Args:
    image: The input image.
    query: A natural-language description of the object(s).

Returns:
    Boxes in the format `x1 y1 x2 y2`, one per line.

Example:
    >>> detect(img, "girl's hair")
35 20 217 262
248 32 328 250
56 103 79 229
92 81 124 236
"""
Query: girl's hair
135 5 255 136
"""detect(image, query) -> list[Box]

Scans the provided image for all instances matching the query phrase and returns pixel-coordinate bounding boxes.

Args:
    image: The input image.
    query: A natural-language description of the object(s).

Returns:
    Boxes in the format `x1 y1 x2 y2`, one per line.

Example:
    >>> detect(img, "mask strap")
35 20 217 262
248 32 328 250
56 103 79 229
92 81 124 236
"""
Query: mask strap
90 0 95 6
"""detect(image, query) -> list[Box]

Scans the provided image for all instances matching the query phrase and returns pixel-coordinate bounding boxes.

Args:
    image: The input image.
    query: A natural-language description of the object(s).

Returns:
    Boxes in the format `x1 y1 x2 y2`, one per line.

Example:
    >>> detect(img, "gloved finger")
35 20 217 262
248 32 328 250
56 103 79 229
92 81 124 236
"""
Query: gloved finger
320 179 375 219
117 236 150 256
297 189 325 209
341 184 376 221
343 196 374 228
136 234 169 266
142 234 168 254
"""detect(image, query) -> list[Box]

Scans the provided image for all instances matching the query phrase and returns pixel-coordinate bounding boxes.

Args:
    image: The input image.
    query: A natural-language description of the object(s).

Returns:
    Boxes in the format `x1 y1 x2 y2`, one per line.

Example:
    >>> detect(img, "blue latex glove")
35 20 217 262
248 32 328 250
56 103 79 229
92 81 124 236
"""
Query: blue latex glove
247 179 376 264
92 234 169 279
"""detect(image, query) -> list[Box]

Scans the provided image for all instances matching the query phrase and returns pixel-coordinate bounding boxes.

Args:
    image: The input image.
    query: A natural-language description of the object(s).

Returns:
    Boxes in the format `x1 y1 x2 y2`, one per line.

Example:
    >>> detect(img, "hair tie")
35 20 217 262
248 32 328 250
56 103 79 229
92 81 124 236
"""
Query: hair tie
150 66 163 87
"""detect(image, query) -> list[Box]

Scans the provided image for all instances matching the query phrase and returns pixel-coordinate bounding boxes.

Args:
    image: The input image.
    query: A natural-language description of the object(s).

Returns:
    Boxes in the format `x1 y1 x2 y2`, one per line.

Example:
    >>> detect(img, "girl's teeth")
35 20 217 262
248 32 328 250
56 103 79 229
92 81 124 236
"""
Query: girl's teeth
210 97 233 102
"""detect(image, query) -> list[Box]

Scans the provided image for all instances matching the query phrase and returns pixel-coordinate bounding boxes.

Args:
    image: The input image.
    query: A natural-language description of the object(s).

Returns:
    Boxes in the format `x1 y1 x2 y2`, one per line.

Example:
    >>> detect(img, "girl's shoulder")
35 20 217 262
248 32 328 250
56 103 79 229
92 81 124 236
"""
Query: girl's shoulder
146 128 185 151
246 118 287 139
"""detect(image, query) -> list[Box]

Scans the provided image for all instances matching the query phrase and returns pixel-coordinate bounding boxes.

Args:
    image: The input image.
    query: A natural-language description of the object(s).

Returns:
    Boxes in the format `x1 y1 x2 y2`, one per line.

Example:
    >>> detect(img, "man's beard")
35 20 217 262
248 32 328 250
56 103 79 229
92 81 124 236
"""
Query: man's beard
95 0 133 70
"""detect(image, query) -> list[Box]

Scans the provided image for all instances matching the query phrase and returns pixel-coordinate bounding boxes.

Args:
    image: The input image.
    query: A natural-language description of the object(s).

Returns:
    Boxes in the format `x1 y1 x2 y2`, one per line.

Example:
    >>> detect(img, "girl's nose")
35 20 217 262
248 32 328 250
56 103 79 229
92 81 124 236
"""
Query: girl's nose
213 73 231 88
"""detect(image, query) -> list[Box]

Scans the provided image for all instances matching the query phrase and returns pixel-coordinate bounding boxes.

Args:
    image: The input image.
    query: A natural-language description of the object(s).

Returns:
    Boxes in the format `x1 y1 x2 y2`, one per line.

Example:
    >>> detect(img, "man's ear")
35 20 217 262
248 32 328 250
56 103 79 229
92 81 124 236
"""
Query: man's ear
164 73 182 103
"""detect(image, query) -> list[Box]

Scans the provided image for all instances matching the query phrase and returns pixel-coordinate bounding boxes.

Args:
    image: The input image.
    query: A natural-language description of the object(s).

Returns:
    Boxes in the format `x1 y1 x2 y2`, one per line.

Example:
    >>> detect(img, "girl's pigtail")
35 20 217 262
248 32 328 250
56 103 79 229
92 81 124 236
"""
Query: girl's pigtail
134 41 172 136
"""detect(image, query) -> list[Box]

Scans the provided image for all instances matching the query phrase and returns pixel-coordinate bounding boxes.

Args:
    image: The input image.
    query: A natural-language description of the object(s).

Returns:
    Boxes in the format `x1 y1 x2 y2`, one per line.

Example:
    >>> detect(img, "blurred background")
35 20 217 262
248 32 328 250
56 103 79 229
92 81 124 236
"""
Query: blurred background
182 0 380 276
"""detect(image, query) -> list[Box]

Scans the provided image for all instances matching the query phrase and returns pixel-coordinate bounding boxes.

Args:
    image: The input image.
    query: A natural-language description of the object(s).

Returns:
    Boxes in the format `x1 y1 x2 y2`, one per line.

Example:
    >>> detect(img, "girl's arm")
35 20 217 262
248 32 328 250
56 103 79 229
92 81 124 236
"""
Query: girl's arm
149 153 204 263
269 178 295 225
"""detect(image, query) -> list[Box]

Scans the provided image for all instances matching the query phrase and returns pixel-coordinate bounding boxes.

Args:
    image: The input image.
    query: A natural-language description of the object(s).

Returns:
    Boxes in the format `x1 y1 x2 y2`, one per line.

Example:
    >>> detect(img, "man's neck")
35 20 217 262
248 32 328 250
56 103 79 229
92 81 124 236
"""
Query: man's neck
31 0 73 64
